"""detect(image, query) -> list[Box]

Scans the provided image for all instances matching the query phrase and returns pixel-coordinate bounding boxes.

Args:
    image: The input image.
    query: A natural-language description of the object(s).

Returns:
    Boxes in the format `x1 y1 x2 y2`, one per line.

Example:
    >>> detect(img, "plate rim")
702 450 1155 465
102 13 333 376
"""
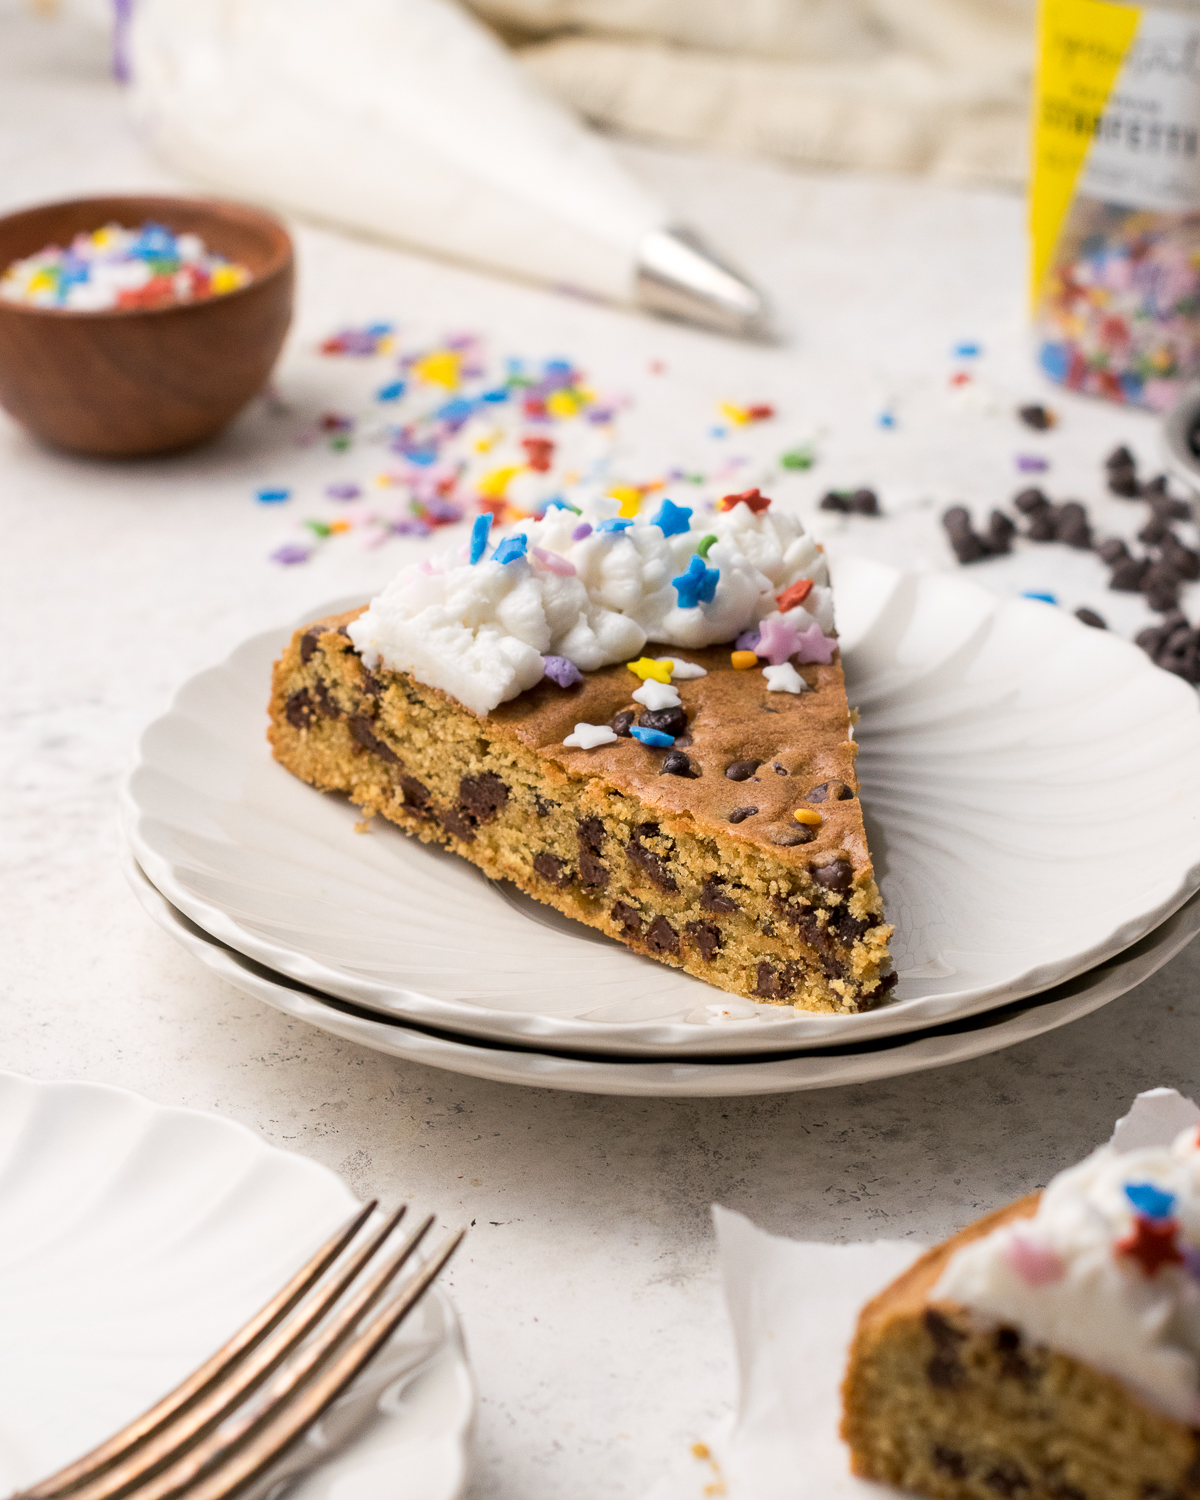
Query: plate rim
119 561 1200 1057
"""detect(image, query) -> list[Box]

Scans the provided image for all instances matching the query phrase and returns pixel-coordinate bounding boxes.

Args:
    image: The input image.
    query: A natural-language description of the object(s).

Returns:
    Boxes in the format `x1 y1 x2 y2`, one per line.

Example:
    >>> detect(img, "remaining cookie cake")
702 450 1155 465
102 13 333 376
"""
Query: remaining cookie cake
842 1089 1200 1500
269 491 893 1011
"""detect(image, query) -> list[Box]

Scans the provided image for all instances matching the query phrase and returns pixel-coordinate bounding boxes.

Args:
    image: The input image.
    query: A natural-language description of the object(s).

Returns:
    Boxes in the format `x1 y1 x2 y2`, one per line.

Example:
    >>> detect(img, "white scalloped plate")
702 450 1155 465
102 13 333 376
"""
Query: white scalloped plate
0 1071 473 1498
127 856 1200 1097
120 556 1200 1057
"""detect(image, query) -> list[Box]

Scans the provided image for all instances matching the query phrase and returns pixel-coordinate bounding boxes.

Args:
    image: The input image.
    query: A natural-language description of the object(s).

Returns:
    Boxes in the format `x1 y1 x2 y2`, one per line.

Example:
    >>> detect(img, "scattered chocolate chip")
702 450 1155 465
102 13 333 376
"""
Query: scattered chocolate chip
360 666 383 699
1013 487 1051 515
300 628 321 664
646 915 680 956
685 920 722 962
927 1353 966 1389
457 772 508 825
942 507 987 562
1106 444 1136 471
639 705 687 737
1055 501 1092 548
1026 511 1057 542
611 709 636 738
770 825 816 846
810 857 853 894
701 878 738 913
1018 403 1053 430
533 851 571 887
819 490 851 512
773 763 788 775
578 851 609 889
986 510 1015 553
1075 608 1107 629
943 505 973 536
1164 539 1200 580
1098 537 1129 565
313 681 340 719
611 901 643 939
1143 473 1169 496
1143 561 1181 611
1109 467 1141 498
728 806 758 823
661 750 698 778
534 794 557 817
807 780 853 803
725 759 761 781
754 961 796 1000
284 690 316 730
673 732 694 748
438 808 476 843
1136 624 1167 656
933 1448 969 1480
350 715 399 763
578 816 604 853
1138 514 1172 546
832 909 871 945
626 826 678 891
399 775 432 816
1111 557 1150 591
849 487 880 515
985 1462 1031 1498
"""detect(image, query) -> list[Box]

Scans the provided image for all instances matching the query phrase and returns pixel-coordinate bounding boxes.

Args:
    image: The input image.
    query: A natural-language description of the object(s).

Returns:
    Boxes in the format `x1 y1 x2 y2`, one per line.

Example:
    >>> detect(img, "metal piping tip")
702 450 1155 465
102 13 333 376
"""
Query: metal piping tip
635 225 772 341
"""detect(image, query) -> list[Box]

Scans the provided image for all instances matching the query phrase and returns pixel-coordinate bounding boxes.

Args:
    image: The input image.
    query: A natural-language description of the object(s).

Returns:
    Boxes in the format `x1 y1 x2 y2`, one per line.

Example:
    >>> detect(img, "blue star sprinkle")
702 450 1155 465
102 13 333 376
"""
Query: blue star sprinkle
493 534 529 565
596 518 634 534
651 499 693 537
672 554 719 608
630 726 674 747
1125 1182 1177 1221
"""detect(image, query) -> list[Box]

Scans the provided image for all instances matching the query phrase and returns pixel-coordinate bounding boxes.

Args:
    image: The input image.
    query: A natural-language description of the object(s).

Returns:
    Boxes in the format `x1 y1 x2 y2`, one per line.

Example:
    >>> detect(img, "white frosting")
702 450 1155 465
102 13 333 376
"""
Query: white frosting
349 498 833 716
934 1090 1200 1424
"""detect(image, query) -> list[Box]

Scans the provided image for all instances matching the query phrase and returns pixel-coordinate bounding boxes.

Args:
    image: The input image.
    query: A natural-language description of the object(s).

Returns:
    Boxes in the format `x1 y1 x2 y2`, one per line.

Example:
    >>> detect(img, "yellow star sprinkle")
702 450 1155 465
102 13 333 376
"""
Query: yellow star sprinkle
413 350 461 389
719 402 751 426
609 485 641 518
546 390 580 418
730 650 759 670
793 808 823 826
626 657 672 683
477 465 521 499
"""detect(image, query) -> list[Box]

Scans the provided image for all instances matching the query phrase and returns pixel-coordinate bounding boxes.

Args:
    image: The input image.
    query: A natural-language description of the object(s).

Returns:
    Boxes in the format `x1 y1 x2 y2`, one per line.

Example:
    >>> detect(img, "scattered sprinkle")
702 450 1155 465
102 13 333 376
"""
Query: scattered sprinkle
257 487 291 504
270 543 311 565
793 807 822 825
695 534 718 559
633 680 681 710
764 662 806 693
1003 1232 1067 1287
780 445 816 471
542 655 583 688
775 578 814 612
469 513 492 564
596 517 634 534
630 726 675 747
1016 454 1050 472
1018 403 1057 430
325 482 361 501
731 650 759 670
1125 1182 1177 1220
877 411 897 429
626 657 673 683
562 722 618 749
1022 590 1058 605
493 534 528 565
794 623 838 664
673 554 720 608
651 499 693 537
756 616 804 665
655 657 706 680
717 487 771 514
954 341 982 357
531 545 575 576
376 380 405 402
571 522 593 540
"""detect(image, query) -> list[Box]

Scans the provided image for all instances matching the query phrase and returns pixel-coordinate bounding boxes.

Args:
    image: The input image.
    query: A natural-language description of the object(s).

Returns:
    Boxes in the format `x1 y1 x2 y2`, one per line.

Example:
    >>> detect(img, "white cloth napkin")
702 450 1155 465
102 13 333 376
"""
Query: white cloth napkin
647 1208 921 1500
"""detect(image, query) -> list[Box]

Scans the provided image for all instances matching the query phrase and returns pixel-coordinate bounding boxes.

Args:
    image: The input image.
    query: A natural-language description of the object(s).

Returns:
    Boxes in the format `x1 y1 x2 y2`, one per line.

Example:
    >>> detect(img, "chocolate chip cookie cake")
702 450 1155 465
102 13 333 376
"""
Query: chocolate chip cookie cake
268 490 893 1012
842 1090 1200 1500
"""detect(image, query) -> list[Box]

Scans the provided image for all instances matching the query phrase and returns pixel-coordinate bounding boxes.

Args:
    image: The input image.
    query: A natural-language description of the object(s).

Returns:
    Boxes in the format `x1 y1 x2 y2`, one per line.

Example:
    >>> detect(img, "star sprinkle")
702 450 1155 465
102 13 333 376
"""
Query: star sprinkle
654 657 706 679
493 535 528 565
469 513 492 564
627 657 672 683
775 578 815 612
717 487 771 514
633 680 681 710
756 616 804 665
563 723 618 749
651 499 693 537
1004 1232 1066 1287
1125 1182 1177 1220
672 554 719 608
630 726 674 747
542 655 582 687
763 662 807 693
794 623 838 664
1118 1215 1184 1276
596 517 634 534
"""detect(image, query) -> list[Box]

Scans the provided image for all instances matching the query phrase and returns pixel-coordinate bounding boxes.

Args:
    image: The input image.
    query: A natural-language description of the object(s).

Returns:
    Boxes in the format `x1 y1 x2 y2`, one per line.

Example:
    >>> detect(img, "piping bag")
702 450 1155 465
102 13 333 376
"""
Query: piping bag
125 0 769 338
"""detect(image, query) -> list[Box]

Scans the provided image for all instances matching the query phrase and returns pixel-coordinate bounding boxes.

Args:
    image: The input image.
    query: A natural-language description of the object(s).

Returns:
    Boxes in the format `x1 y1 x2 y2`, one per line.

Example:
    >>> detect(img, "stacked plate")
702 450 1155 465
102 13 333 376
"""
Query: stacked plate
122 560 1200 1097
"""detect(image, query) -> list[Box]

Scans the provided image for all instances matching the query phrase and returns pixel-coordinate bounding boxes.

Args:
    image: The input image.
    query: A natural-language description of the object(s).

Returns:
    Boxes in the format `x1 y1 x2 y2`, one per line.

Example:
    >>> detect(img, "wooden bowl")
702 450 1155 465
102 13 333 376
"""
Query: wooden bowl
0 194 293 458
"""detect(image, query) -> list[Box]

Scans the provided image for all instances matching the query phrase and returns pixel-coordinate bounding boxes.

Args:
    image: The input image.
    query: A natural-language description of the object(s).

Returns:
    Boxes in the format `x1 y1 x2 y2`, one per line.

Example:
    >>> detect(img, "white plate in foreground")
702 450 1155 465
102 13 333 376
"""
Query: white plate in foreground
127 856 1200 1098
0 1071 473 1498
121 559 1200 1056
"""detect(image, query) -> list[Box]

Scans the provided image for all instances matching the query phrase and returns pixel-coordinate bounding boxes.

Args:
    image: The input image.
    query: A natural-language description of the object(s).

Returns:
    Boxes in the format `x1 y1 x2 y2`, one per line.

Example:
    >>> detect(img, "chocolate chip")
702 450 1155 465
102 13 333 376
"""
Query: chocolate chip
807 780 853 803
534 794 557 817
986 1462 1031 1498
611 710 636 737
810 858 853 894
399 775 432 816
646 915 679 956
924 1308 965 1349
300 628 321 664
1110 557 1150 591
943 505 973 536
1013 487 1051 514
1164 540 1200 580
927 1354 965 1389
626 826 678 891
578 850 609 889
1143 472 1169 495
773 763 788 775
360 666 383 699
1106 444 1136 471
1109 467 1141 498
754 961 796 1000
701 878 738 913
1143 562 1181 611
933 1448 969 1479
578 816 604 853
1098 537 1129 564
1139 514 1172 546
832 909 870 945
995 1325 1021 1351
611 901 643 939
725 759 761 781
770 825 815 846
639 705 687 737
457 772 508 825
313 681 340 719
1137 624 1167 656
661 750 698 778
1075 608 1107 629
1026 512 1057 542
1018 404 1053 430
728 806 758 823
986 510 1015 553
820 490 851 512
438 808 475 843
350 714 399 763
1056 501 1092 548
533 851 571 888
685 920 722 962
284 690 316 730
849 487 880 515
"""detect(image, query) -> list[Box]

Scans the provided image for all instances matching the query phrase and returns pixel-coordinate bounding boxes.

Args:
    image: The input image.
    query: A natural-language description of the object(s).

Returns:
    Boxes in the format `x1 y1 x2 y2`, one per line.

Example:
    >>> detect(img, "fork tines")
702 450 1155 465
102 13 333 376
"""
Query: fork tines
19 1202 464 1500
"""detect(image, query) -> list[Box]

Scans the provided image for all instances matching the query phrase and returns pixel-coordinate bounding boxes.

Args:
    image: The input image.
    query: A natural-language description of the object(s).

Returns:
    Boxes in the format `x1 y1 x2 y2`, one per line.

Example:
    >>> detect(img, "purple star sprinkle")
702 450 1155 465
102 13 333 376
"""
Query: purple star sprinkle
325 482 361 501
271 544 311 565
735 628 762 653
542 655 583 688
1016 454 1049 472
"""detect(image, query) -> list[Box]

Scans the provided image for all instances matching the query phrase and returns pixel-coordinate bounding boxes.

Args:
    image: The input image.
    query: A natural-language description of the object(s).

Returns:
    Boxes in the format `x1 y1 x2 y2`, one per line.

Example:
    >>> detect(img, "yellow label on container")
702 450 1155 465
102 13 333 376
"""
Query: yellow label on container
1030 0 1140 302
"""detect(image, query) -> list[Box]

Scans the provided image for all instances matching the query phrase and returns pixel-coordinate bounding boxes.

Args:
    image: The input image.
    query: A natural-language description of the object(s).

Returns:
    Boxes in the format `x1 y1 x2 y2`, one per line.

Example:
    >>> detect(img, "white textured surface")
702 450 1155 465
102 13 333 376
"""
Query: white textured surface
0 1072 470 1498
122 561 1200 1053
11 8 1200 1500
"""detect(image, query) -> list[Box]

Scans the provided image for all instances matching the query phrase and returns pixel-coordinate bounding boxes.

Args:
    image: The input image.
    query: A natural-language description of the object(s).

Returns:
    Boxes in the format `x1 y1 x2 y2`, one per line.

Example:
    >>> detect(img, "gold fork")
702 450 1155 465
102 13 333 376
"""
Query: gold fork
15 1201 464 1500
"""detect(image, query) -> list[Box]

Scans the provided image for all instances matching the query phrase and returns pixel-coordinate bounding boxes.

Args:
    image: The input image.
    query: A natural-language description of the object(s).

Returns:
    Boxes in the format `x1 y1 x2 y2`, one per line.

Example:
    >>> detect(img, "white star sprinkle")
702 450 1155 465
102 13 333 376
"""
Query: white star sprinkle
762 662 807 694
562 723 618 749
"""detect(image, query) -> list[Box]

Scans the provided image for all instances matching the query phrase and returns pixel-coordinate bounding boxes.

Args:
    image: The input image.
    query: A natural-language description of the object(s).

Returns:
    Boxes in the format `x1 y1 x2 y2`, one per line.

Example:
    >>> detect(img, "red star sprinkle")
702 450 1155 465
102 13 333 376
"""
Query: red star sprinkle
776 578 814 612
718 488 771 514
1117 1215 1183 1277
746 403 775 421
